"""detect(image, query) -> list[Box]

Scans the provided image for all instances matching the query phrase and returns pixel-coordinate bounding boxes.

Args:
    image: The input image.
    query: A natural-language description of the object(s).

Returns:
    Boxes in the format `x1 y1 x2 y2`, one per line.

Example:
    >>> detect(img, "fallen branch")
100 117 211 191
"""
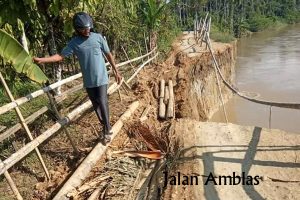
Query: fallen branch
67 175 110 198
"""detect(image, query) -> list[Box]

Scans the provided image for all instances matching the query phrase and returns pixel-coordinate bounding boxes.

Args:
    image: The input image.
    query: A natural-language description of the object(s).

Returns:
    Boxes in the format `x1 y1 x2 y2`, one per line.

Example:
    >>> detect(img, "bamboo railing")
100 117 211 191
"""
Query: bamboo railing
0 46 157 200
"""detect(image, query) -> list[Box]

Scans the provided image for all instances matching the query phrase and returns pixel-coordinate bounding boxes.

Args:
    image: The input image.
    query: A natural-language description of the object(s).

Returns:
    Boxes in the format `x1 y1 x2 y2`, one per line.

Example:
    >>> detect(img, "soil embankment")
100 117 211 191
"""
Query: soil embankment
170 32 236 120
160 32 300 200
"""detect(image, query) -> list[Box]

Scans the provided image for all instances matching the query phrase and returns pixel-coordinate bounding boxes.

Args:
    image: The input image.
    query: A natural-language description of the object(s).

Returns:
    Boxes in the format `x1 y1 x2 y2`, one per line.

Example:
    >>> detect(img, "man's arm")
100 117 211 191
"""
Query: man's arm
105 52 122 84
33 54 64 64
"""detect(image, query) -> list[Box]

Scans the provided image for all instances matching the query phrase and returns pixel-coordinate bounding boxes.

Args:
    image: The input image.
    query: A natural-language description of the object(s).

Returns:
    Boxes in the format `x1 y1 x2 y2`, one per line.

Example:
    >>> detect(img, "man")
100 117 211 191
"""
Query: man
34 12 122 144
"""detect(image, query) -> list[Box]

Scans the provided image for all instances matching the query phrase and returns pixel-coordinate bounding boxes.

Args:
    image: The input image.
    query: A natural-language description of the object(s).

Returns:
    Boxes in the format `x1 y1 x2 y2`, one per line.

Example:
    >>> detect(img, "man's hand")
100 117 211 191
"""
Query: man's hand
33 57 43 64
32 54 63 64
114 71 122 84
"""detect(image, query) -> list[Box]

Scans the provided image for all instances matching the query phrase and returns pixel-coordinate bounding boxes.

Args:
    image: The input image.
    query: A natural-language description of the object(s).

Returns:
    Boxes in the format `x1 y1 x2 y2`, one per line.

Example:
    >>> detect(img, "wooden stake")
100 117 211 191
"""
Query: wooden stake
46 91 79 154
118 89 122 102
166 80 174 118
0 72 50 179
121 46 136 72
159 80 166 119
164 86 169 105
1 159 23 200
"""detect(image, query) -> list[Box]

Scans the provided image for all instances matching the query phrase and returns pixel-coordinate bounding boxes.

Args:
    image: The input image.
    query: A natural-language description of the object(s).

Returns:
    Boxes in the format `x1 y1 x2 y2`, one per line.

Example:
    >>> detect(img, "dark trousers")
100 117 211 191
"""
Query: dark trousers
86 85 111 133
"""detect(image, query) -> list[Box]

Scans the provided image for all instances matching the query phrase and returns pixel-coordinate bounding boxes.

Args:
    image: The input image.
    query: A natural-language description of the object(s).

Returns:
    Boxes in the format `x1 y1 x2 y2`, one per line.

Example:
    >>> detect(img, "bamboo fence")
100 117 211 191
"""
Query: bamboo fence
0 47 157 199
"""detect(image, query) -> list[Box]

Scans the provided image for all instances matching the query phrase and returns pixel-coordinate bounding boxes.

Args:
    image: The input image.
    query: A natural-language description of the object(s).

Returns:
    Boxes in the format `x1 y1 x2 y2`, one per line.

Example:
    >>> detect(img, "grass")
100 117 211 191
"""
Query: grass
210 25 235 43
0 80 49 127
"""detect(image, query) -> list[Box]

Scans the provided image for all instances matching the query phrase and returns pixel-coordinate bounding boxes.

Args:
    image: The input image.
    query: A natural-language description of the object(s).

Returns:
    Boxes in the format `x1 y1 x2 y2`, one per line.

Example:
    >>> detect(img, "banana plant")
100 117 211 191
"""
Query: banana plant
0 29 48 84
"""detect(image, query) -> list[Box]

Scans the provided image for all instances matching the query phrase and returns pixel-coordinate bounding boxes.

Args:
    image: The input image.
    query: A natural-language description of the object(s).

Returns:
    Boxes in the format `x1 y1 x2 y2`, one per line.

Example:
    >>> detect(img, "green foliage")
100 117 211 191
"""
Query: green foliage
0 29 48 83
0 82 47 127
210 25 235 43
157 13 180 55
247 15 275 32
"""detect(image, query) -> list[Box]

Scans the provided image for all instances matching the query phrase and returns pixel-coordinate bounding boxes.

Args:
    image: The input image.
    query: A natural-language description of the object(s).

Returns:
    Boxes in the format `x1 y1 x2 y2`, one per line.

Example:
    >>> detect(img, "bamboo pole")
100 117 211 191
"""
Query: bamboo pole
0 73 82 115
121 46 136 72
164 86 169 105
206 17 211 50
55 83 83 102
0 48 157 116
46 91 79 154
53 101 140 200
140 105 151 122
199 13 209 46
159 80 166 119
0 83 81 143
126 53 158 84
166 80 174 118
87 187 102 200
0 81 123 176
0 72 50 179
0 100 93 176
1 159 23 200
0 106 48 142
205 32 229 123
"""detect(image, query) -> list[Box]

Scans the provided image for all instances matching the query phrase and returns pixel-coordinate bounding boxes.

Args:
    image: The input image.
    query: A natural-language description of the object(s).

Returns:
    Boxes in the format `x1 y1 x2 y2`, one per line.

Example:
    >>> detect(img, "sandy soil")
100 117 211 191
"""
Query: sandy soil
163 119 300 200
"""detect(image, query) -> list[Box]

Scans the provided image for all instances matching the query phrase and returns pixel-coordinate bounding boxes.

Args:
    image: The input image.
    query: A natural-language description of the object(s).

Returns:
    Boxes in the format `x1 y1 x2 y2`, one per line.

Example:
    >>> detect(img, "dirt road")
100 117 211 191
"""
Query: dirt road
163 119 300 200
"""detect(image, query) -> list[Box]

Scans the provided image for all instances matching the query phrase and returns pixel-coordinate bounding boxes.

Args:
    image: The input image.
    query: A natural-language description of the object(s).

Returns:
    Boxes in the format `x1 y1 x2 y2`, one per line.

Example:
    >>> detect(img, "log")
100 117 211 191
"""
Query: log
159 80 166 119
53 101 139 200
164 86 169 105
166 80 174 118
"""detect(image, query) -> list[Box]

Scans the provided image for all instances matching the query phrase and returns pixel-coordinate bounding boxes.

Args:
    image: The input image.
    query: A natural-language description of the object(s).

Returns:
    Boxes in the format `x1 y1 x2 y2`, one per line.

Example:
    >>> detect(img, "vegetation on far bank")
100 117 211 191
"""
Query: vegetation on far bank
0 0 300 118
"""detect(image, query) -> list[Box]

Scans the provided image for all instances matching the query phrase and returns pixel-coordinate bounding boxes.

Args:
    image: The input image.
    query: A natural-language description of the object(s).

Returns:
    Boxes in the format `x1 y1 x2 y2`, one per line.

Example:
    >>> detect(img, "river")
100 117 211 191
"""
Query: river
211 24 300 133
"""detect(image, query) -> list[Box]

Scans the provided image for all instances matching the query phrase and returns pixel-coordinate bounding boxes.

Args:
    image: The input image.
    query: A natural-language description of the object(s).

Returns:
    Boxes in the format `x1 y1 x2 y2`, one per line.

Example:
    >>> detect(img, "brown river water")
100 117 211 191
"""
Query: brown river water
211 24 300 133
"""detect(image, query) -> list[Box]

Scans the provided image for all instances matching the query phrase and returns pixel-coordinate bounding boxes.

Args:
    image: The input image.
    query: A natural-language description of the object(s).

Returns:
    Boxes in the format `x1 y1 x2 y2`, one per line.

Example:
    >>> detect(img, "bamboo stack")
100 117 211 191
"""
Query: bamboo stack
158 79 175 119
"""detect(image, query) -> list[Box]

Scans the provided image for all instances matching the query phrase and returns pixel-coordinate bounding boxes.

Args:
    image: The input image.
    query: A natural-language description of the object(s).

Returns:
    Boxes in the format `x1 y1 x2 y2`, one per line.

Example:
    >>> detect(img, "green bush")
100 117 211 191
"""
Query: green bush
285 10 300 23
247 15 275 32
210 25 235 43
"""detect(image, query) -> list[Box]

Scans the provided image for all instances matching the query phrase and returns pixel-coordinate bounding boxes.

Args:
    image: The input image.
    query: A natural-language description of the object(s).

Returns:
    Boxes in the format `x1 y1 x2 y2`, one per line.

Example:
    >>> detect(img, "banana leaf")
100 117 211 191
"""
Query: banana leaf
0 29 48 84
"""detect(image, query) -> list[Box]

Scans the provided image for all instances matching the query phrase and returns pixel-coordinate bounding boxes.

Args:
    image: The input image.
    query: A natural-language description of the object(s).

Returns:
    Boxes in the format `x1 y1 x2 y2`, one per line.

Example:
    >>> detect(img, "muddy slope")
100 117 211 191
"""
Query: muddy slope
171 32 236 120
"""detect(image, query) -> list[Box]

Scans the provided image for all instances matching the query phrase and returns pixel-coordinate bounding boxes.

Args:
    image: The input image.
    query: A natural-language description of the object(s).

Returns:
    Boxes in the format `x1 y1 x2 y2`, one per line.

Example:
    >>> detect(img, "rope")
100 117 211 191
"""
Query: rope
205 33 300 110
205 32 228 123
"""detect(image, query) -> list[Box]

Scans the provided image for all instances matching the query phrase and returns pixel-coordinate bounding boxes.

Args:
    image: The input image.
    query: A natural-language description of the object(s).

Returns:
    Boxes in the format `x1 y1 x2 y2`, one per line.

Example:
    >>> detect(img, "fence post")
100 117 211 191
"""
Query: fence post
0 72 50 179
1 159 23 200
45 91 79 154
